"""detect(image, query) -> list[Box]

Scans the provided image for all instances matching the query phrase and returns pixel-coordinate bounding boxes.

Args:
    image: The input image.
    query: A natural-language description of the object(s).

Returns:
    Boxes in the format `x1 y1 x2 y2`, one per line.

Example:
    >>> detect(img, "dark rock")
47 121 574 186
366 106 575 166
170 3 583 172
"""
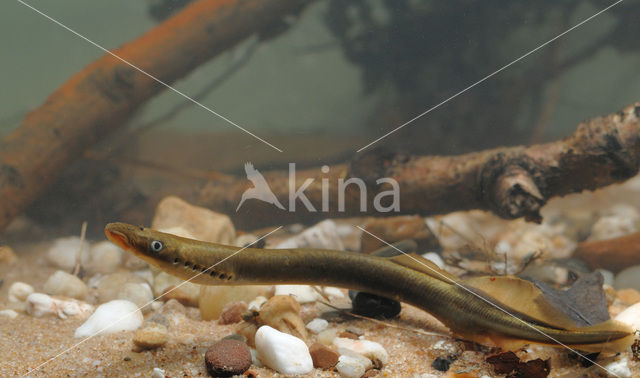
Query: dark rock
204 339 252 377
309 342 339 369
338 331 359 340
351 291 401 319
431 355 456 372
218 301 248 324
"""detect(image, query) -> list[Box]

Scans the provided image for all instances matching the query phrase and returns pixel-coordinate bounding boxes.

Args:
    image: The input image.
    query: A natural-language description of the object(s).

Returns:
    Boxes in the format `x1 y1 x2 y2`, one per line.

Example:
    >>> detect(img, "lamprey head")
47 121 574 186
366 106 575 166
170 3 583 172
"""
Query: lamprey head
105 222 183 269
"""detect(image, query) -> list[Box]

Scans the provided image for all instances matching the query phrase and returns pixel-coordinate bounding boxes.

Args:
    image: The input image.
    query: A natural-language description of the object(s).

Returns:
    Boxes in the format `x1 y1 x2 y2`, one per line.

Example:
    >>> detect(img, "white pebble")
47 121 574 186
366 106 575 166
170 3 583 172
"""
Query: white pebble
87 241 123 274
0 309 19 319
8 281 34 303
276 220 344 250
43 270 88 299
604 356 631 378
336 355 368 378
306 318 329 334
615 302 640 330
46 236 91 270
74 300 143 338
317 328 338 345
255 325 313 375
151 367 166 378
422 252 445 269
323 287 345 298
333 337 389 365
274 285 320 303
26 293 93 319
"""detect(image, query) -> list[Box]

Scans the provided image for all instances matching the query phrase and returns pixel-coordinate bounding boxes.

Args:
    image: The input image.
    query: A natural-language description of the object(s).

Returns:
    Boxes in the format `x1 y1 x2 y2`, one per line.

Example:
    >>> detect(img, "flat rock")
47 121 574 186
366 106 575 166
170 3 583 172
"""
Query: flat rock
75 300 143 338
309 342 339 369
255 325 313 375
133 323 169 350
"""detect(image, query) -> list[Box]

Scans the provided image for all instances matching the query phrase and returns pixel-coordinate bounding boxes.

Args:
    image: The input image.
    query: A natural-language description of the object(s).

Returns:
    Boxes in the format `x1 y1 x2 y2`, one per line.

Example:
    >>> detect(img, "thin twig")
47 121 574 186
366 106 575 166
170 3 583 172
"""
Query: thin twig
72 221 87 277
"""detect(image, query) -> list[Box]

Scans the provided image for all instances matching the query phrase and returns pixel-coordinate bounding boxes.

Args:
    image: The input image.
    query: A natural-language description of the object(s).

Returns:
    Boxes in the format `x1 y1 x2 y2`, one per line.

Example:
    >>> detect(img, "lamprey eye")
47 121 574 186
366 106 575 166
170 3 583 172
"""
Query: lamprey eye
150 240 163 253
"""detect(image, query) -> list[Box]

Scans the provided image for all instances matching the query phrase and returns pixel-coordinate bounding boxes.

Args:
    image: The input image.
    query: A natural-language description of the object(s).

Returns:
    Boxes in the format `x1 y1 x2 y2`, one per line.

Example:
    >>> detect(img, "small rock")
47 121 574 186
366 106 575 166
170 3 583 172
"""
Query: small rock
205 339 252 377
306 318 329 334
258 295 308 341
333 337 389 365
346 326 364 336
133 323 169 350
309 342 339 369
431 356 456 372
75 300 143 338
43 270 88 300
603 356 632 378
218 301 248 324
339 331 359 340
317 328 338 345
0 245 18 265
351 291 401 319
46 236 91 271
255 326 313 375
276 220 345 250
274 285 320 303
237 322 258 348
86 241 123 274
8 281 34 303
0 309 19 319
615 302 640 330
120 283 154 313
361 215 440 253
95 272 148 304
617 288 640 305
151 367 165 378
199 285 267 320
614 265 640 291
26 293 93 319
152 196 236 244
336 354 369 378
589 205 639 242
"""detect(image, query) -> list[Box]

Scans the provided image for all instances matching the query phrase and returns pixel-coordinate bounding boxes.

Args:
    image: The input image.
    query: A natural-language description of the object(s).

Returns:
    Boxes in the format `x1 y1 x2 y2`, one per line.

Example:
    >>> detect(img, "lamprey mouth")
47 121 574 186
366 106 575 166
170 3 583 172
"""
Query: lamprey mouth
104 222 132 251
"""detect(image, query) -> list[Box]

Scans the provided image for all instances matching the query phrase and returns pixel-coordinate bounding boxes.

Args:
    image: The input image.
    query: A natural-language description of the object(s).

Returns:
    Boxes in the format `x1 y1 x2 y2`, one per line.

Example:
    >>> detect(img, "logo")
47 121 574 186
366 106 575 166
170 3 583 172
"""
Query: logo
237 163 400 213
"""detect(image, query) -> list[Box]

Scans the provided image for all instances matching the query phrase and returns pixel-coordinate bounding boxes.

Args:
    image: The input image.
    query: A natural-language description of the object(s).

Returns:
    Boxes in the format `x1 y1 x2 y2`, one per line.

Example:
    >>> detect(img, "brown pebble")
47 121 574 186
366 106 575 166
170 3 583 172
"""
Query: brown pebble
309 342 339 369
0 245 18 265
339 331 359 340
219 301 248 324
205 339 252 377
617 288 640 305
133 323 169 350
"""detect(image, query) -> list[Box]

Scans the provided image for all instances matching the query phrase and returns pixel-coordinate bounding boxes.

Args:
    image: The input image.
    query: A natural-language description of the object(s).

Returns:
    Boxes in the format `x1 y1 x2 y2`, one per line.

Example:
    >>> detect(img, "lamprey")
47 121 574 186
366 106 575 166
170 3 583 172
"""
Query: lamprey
105 222 634 353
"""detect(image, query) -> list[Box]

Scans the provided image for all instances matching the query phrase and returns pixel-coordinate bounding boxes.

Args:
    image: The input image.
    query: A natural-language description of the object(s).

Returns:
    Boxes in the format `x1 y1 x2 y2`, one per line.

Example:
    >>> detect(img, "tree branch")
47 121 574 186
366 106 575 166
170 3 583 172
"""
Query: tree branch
198 103 640 229
0 0 314 234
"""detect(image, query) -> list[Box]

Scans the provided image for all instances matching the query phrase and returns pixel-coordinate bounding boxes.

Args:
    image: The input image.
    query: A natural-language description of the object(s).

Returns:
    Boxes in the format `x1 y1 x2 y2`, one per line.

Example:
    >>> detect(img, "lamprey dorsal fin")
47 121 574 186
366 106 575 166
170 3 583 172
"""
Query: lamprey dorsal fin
460 276 579 330
388 253 459 283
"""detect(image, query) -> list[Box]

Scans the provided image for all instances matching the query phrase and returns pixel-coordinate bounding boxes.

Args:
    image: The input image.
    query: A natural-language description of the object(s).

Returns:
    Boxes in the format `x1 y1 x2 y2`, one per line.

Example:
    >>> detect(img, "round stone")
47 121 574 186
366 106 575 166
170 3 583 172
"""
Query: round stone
204 339 252 377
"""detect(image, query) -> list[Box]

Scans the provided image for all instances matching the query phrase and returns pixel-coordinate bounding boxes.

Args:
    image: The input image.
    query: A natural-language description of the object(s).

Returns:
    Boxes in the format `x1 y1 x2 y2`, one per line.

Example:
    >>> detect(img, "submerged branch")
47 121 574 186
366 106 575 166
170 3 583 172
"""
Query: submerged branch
198 103 640 229
0 0 314 235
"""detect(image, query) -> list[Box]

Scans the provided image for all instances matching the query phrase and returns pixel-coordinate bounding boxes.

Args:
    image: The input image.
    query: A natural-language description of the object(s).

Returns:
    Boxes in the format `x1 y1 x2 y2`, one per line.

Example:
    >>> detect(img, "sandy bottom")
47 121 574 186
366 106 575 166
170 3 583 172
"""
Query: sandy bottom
0 240 637 377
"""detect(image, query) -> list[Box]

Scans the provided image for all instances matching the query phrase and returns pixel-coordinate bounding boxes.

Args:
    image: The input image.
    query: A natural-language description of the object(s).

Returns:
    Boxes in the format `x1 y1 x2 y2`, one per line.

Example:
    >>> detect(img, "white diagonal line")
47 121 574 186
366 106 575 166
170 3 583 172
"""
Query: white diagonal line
22 226 283 376
356 0 623 153
356 226 621 377
16 0 283 153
